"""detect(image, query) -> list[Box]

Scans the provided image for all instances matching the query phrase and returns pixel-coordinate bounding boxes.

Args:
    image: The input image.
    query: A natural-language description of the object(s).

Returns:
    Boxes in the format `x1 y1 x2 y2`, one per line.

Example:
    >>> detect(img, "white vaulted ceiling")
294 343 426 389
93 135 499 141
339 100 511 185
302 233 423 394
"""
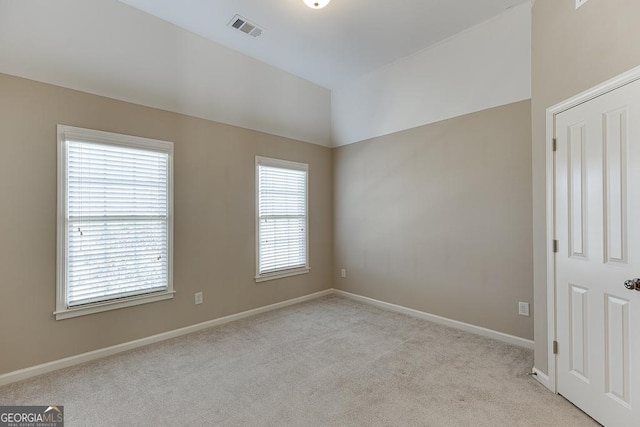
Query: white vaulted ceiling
120 0 528 89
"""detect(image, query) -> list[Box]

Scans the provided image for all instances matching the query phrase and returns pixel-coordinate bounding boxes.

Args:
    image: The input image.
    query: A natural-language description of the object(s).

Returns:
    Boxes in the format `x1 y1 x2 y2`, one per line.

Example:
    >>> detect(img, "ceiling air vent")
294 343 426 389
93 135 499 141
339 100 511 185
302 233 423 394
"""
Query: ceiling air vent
228 15 263 38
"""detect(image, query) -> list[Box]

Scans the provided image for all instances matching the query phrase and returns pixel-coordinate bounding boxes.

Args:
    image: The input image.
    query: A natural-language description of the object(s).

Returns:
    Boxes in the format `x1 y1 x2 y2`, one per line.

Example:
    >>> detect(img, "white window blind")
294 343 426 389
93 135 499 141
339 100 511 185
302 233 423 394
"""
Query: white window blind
57 126 173 319
256 157 308 280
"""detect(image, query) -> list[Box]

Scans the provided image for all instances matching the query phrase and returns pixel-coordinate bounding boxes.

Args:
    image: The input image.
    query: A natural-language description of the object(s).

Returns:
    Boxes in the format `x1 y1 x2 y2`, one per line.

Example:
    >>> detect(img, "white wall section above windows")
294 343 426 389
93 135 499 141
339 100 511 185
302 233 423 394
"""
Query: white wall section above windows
0 0 331 147
331 2 532 146
255 157 309 282
56 125 174 320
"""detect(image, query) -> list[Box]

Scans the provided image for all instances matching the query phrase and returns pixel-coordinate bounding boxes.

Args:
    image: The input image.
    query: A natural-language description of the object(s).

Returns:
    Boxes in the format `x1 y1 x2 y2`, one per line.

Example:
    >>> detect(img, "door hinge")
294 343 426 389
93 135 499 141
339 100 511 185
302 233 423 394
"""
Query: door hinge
553 340 558 355
552 138 557 152
553 240 558 253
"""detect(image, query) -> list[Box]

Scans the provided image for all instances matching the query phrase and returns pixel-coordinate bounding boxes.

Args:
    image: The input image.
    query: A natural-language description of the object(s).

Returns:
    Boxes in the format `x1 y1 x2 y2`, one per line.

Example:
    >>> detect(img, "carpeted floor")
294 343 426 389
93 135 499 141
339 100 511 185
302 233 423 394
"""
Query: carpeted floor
0 295 598 426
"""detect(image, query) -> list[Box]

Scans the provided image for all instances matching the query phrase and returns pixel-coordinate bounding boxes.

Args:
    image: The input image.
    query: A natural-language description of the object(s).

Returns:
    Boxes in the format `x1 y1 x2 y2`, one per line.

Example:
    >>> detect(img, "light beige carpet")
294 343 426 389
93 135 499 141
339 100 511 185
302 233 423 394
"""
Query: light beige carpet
1 295 598 426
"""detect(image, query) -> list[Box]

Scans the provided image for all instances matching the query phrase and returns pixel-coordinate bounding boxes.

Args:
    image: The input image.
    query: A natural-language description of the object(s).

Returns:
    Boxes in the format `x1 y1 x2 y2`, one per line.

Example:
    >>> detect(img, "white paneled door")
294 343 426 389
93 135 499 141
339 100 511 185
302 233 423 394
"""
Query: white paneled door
555 78 640 426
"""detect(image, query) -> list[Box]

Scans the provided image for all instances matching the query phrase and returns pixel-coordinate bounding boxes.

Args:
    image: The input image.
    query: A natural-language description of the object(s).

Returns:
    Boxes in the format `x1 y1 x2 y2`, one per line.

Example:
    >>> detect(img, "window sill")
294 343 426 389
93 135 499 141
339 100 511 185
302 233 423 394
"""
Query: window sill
54 290 175 320
255 268 310 283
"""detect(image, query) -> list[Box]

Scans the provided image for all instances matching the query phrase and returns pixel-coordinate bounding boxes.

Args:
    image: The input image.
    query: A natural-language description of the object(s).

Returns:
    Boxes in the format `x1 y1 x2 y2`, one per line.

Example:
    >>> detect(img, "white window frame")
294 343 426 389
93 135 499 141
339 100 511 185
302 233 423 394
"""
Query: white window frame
255 156 310 282
56 125 174 320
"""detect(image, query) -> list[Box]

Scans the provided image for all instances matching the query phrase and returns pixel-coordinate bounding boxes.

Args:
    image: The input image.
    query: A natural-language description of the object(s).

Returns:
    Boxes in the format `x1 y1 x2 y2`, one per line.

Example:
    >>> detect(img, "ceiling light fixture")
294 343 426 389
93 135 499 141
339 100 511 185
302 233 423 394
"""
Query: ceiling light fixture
303 0 331 9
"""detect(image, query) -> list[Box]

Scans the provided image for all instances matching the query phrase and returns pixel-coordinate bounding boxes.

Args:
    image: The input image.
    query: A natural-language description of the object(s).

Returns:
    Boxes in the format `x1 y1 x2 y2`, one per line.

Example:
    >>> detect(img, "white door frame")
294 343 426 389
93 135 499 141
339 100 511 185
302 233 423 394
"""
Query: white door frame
545 65 640 393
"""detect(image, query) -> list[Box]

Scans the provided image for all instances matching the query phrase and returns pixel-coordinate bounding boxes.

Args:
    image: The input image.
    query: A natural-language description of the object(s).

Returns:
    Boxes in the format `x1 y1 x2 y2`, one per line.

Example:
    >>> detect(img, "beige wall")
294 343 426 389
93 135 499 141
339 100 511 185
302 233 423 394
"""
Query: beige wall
532 0 640 374
0 73 333 375
333 100 533 339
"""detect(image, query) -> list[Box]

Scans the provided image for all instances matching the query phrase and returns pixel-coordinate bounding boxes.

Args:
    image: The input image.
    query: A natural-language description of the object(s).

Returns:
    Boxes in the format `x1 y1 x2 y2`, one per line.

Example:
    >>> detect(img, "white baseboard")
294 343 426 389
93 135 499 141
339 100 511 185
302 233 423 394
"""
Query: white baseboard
532 366 551 390
0 288 536 386
333 289 534 349
0 289 332 387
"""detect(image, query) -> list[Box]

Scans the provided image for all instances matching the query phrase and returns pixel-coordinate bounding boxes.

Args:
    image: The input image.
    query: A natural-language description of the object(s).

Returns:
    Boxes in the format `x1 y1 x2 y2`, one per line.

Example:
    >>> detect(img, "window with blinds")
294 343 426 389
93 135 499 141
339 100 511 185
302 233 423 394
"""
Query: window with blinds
256 157 309 281
56 125 174 319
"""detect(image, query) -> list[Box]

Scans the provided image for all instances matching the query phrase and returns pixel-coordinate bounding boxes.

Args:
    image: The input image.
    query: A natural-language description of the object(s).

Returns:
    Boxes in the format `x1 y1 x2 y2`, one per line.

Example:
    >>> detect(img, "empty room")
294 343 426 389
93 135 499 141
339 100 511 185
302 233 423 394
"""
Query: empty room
0 0 638 425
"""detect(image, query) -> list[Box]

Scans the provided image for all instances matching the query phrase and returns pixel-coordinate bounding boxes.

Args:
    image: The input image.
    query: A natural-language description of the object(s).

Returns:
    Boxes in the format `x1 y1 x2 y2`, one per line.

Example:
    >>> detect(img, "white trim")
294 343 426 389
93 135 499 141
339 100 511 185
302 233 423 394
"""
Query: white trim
254 156 309 281
545 101 558 393
254 268 310 283
56 125 174 320
0 288 539 386
532 366 550 389
53 291 176 320
0 289 333 386
544 64 640 395
58 125 173 153
333 290 534 349
255 156 308 172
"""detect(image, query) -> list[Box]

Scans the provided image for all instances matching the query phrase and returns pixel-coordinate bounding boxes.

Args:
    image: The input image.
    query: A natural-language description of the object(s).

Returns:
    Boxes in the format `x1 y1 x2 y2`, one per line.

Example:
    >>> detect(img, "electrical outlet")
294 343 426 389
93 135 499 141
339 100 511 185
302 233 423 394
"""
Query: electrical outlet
518 302 530 317
575 0 589 9
195 292 203 305
340 268 347 278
